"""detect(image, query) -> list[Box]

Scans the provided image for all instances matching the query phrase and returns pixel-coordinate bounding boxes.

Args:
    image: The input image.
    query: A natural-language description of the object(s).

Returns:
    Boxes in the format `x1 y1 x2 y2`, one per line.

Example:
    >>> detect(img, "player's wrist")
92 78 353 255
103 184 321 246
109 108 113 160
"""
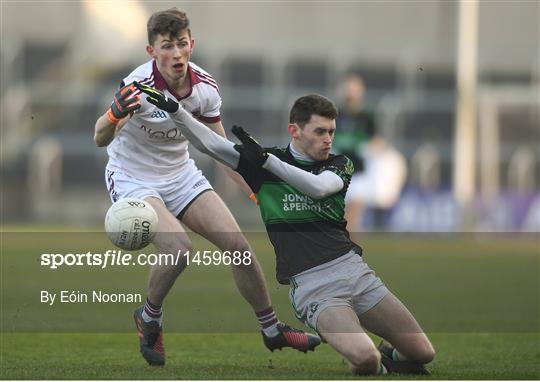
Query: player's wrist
261 153 274 169
106 108 122 125
163 98 180 114
169 103 183 116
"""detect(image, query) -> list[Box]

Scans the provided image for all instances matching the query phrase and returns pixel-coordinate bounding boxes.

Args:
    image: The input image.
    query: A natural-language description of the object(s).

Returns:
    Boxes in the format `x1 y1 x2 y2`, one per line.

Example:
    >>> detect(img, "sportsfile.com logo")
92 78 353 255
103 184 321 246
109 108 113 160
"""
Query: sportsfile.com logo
40 250 253 269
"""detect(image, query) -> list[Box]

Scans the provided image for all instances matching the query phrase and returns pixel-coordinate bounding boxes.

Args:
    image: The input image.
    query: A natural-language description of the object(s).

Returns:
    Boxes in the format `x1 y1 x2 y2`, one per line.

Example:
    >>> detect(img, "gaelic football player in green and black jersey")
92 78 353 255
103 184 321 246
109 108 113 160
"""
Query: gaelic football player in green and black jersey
135 82 436 375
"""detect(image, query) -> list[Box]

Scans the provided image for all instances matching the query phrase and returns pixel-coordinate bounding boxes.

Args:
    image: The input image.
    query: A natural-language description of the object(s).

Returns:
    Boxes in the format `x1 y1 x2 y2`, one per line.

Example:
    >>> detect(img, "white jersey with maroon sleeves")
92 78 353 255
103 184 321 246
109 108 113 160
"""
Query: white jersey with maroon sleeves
106 60 221 181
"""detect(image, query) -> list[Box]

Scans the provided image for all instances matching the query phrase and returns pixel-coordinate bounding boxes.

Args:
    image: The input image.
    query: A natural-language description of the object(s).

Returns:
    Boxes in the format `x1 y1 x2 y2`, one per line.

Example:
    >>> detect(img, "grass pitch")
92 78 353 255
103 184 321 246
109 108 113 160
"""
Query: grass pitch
1 229 539 379
1 333 539 379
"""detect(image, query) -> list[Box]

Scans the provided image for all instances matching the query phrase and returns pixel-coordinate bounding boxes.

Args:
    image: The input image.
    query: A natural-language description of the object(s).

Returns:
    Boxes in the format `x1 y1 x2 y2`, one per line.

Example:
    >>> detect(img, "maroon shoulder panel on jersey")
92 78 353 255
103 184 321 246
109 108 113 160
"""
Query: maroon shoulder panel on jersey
198 115 221 124
191 67 219 91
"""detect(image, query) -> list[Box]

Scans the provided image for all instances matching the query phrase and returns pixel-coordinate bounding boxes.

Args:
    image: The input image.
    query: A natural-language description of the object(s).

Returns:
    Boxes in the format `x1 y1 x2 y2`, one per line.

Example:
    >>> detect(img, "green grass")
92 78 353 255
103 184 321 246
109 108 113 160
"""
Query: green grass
1 229 539 378
1 333 539 379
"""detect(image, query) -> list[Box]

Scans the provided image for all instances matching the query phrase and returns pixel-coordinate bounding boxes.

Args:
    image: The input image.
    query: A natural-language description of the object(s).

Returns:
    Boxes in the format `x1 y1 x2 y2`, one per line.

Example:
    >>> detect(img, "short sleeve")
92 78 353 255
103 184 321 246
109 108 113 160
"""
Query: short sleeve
121 74 136 89
199 88 222 124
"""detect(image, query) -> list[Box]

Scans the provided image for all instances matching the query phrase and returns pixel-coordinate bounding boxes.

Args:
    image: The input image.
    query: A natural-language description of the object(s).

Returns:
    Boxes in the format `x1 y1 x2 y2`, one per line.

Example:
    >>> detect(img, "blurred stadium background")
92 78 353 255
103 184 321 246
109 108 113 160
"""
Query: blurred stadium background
1 1 539 232
1 4 539 378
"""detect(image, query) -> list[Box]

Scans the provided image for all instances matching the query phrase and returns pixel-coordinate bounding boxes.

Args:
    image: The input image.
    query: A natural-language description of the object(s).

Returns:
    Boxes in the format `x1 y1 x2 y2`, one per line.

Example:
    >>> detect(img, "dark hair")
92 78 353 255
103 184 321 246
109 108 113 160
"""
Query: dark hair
147 8 190 45
289 94 338 127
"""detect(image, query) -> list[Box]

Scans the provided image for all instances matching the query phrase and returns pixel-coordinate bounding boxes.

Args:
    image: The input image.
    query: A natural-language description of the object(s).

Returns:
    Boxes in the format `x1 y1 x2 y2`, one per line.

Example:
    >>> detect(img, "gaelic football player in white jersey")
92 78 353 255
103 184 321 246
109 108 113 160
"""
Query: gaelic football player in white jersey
94 8 320 366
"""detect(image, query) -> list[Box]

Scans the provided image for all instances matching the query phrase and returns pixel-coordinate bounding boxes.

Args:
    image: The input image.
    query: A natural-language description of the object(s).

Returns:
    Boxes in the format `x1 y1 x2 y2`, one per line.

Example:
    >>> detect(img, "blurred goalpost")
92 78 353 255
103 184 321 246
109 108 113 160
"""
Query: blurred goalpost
453 0 479 207
478 84 540 201
453 0 539 230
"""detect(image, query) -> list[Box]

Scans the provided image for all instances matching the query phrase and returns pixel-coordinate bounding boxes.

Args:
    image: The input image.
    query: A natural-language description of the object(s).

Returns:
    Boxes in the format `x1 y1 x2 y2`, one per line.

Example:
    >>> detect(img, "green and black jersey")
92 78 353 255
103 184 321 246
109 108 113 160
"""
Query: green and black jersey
236 146 363 284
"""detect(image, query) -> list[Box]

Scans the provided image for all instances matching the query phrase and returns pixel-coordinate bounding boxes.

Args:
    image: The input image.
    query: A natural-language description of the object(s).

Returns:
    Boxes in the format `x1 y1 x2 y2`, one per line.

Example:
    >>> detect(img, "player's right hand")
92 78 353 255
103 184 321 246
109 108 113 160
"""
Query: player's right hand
232 125 269 167
107 83 142 124
134 81 179 113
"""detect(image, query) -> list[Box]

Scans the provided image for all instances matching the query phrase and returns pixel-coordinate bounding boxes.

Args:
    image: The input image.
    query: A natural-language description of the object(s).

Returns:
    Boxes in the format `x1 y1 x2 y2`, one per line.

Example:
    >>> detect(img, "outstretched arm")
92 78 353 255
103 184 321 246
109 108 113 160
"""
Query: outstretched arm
231 126 344 199
262 154 343 199
185 115 343 199
200 120 255 196
134 82 344 199
134 81 241 168
172 108 242 169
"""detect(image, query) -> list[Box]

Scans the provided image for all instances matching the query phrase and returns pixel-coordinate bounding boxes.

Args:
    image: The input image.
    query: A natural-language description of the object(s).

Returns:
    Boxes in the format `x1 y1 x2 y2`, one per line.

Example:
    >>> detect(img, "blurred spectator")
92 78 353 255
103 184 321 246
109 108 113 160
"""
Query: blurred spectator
333 74 374 172
334 73 407 231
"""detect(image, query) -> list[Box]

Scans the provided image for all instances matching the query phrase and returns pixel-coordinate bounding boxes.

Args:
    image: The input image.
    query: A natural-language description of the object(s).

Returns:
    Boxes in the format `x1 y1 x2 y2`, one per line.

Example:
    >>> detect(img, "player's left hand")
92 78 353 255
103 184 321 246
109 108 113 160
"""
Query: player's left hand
232 125 269 167
134 81 179 113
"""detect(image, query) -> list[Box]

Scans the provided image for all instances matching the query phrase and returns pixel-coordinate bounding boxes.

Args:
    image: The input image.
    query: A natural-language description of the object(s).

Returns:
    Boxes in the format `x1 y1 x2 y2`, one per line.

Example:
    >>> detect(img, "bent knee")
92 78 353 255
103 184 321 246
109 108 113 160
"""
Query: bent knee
419 344 436 364
410 342 435 364
348 347 381 375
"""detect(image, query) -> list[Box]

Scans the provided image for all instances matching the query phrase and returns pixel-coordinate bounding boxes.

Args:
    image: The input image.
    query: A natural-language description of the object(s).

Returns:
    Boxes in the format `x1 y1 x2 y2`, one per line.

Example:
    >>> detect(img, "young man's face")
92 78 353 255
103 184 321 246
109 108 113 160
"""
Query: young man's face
289 114 336 161
146 29 194 83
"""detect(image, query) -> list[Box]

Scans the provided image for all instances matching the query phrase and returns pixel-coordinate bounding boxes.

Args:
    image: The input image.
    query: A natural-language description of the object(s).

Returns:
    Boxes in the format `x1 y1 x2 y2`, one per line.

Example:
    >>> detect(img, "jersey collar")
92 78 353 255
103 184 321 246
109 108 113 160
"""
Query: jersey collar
288 142 316 165
152 60 201 100
287 142 317 166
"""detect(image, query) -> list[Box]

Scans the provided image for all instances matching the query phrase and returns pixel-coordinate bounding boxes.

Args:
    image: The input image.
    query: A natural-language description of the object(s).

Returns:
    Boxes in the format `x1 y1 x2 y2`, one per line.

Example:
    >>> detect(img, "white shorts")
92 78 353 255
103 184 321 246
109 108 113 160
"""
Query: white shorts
105 160 213 218
289 251 388 331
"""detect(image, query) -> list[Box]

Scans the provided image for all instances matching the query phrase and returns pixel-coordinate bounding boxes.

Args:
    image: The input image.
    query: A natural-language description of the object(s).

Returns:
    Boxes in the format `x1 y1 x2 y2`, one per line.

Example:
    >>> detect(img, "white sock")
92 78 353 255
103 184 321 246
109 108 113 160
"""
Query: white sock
262 321 280 337
256 307 280 337
142 309 163 326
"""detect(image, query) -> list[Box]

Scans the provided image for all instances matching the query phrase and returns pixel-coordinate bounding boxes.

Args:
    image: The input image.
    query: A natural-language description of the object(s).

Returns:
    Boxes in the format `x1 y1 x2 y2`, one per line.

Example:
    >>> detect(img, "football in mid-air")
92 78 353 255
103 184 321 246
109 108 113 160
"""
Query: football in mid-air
104 198 158 250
